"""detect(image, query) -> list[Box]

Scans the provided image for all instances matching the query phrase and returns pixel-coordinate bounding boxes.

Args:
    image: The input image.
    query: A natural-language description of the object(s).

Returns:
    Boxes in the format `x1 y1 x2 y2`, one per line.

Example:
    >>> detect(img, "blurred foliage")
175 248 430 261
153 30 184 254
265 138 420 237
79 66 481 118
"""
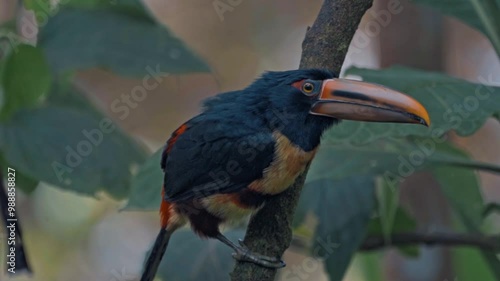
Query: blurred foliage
0 0 209 199
39 8 209 76
357 252 384 281
0 44 50 119
374 177 400 244
433 166 500 277
295 177 375 281
0 0 499 281
125 148 162 210
155 229 245 281
308 138 500 183
0 106 145 198
366 206 419 257
414 0 500 54
336 66 500 142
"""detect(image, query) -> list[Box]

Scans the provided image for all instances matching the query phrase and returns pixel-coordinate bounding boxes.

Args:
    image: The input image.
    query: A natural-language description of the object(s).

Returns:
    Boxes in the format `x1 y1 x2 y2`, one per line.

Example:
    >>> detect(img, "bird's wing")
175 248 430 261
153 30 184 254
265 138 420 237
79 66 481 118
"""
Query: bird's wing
162 119 275 202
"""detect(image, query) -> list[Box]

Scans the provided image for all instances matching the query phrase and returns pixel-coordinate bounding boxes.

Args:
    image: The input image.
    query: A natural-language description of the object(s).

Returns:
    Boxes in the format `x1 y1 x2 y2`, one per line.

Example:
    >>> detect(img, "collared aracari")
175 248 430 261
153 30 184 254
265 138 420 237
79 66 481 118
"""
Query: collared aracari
140 69 430 281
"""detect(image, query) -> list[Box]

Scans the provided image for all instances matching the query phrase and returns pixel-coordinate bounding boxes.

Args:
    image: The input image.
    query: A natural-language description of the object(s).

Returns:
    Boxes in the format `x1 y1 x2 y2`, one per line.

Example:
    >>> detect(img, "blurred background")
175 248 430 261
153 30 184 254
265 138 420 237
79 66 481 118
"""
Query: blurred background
0 0 499 280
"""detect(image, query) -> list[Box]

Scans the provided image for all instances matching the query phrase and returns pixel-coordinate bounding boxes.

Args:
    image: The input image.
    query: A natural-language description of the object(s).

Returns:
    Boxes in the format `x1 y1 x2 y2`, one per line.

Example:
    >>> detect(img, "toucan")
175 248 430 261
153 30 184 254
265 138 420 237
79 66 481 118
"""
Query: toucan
140 69 430 281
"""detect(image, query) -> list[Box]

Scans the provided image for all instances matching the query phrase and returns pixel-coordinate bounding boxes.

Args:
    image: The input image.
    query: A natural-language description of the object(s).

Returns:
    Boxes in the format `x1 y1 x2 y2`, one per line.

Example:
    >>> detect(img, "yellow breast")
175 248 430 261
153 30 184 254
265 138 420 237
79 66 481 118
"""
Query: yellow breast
248 131 318 195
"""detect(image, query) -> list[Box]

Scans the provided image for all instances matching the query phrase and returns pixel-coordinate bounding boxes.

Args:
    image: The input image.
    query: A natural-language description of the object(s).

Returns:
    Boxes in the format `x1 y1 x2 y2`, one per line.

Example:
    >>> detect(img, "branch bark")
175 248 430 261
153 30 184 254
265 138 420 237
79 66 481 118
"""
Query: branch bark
361 232 500 251
230 1 373 280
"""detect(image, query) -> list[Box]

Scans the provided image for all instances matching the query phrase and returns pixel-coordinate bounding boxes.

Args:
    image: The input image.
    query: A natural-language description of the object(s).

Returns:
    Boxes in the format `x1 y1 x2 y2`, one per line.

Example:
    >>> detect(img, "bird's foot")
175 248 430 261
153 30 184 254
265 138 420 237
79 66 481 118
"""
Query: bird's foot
231 239 286 268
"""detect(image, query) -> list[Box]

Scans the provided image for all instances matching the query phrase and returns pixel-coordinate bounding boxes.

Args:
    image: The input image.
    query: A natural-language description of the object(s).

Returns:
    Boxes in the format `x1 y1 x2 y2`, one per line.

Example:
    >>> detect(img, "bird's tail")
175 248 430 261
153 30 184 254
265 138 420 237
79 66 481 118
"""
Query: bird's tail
140 227 173 281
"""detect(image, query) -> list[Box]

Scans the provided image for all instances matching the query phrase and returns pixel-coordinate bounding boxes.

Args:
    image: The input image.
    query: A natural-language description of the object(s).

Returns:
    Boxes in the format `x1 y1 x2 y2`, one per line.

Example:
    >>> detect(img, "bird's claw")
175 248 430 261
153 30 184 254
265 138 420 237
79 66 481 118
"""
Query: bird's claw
231 239 286 268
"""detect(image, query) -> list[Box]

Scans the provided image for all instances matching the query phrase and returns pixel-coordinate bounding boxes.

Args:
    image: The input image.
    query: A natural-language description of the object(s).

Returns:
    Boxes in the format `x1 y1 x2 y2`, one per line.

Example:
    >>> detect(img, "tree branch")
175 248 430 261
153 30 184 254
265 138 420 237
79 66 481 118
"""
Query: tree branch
360 232 500 251
230 1 373 280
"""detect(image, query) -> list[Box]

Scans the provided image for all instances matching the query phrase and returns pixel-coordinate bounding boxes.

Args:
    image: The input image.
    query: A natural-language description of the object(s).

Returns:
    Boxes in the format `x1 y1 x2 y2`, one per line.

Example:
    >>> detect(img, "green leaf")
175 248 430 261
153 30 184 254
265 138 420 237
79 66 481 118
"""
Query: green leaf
0 56 5 111
433 166 500 278
64 0 152 20
0 27 24 58
153 229 245 281
0 106 146 198
483 203 500 219
38 8 210 76
493 112 500 121
23 0 52 19
366 207 417 236
332 66 500 144
292 175 321 228
413 0 500 54
46 76 105 116
374 176 399 242
357 252 384 281
299 177 376 281
452 248 497 281
433 166 484 229
366 206 420 257
47 77 149 157
125 148 162 210
0 44 51 119
308 137 500 184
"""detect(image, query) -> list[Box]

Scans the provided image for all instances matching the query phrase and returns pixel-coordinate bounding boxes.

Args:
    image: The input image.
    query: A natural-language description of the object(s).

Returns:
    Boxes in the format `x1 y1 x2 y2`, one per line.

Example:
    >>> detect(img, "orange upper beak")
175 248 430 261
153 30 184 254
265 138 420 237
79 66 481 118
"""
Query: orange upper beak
310 79 431 126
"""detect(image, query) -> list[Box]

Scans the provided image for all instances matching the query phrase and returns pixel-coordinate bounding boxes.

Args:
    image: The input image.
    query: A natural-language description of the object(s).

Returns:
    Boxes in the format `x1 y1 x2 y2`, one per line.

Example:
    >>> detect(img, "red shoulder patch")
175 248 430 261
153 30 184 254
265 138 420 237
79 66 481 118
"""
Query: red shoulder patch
167 123 188 153
161 123 188 170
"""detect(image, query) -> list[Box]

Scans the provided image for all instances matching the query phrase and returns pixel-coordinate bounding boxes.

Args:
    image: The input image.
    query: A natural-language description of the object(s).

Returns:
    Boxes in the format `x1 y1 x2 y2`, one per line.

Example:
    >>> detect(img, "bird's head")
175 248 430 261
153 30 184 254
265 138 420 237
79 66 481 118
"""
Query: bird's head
243 69 430 149
252 69 430 126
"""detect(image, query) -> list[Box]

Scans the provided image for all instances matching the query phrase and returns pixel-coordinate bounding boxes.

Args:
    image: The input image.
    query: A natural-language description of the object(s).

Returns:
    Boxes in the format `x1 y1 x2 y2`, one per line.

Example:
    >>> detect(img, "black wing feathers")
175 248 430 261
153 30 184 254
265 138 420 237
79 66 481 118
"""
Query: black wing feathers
162 117 275 202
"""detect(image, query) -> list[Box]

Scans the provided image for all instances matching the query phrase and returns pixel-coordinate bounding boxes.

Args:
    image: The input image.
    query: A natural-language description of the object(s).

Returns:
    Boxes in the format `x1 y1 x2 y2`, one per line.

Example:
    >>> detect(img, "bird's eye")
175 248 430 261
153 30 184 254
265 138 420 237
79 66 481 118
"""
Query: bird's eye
302 82 314 94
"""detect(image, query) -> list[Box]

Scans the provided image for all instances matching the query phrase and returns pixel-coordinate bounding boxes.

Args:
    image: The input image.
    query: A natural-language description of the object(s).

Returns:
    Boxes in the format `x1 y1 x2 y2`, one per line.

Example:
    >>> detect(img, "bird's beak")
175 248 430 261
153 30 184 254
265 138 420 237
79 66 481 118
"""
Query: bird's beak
310 79 430 126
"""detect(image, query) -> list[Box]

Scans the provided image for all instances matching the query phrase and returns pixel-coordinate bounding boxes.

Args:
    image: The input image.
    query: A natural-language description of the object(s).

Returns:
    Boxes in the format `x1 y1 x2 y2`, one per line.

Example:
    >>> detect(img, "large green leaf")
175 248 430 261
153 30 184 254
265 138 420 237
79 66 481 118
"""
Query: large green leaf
433 167 484 228
452 248 497 281
366 207 418 237
25 0 152 21
433 166 500 278
47 76 106 117
23 0 52 18
357 253 384 281
125 148 163 210
0 106 146 198
413 0 500 54
374 176 400 242
0 55 5 111
328 66 500 145
64 0 151 19
366 206 420 257
153 229 245 281
297 177 376 281
308 137 500 184
0 44 51 119
38 8 210 76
